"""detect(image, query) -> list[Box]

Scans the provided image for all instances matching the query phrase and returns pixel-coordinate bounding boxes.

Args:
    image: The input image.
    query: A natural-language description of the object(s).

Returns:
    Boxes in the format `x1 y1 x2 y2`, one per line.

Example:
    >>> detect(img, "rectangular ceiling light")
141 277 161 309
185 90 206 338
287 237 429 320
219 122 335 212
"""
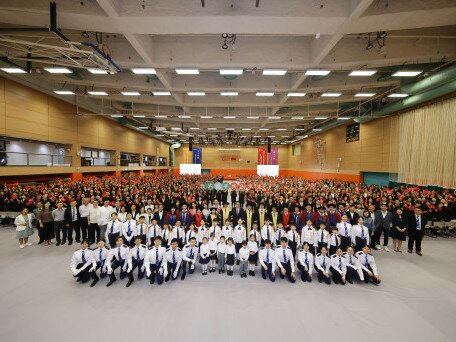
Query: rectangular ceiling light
312 128 322 131
187 91 205 96
355 93 376 97
207 127 217 130
54 90 74 95
88 68 108 74
259 128 269 131
269 116 281 119
262 69 287 75
155 115 167 118
242 128 252 131
176 68 199 75
138 126 148 129
220 91 239 96
392 71 422 77
121 91 141 96
111 115 123 118
349 70 377 76
287 92 306 97
223 116 236 119
295 128 305 130
178 115 191 118
155 134 164 137
321 92 342 97
88 91 108 96
171 127 182 131
131 68 156 74
315 117 327 120
256 92 274 96
337 117 352 120
292 116 304 120
253 135 261 138
189 127 199 130
1 67 26 73
247 116 259 119
152 91 171 96
200 115 213 119
156 127 166 131
388 93 409 98
133 115 146 118
305 70 330 76
219 69 243 75
277 128 287 131
44 67 72 74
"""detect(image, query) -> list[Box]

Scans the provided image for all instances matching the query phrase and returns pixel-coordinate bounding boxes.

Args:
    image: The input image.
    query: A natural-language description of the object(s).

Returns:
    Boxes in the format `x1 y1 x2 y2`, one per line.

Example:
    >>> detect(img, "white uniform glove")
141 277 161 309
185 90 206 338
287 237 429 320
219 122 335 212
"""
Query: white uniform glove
146 270 151 278
88 266 95 273
127 265 132 273
163 270 168 279
173 269 178 278
107 266 113 274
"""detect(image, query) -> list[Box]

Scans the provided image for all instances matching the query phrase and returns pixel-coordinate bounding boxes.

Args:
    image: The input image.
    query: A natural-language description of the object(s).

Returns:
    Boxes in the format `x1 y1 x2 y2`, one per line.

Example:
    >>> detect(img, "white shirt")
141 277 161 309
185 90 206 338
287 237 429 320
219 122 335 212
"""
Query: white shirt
352 224 370 246
130 244 147 261
88 206 101 225
274 228 286 246
182 244 199 262
121 219 137 242
200 243 211 258
301 225 316 245
337 221 352 238
238 247 249 261
208 238 219 251
136 223 147 236
247 240 259 253
315 229 330 245
105 220 121 241
172 226 185 242
287 230 301 245
261 225 274 241
144 246 168 275
356 251 379 276
275 246 295 272
70 248 95 274
330 254 347 275
225 244 236 255
297 249 314 274
209 225 222 239
98 205 114 226
106 245 132 272
315 254 331 273
221 225 233 239
249 229 261 244
343 252 365 281
79 203 92 218
147 224 162 242
259 248 276 270
197 226 209 243
166 248 183 265
233 225 246 243
217 242 227 254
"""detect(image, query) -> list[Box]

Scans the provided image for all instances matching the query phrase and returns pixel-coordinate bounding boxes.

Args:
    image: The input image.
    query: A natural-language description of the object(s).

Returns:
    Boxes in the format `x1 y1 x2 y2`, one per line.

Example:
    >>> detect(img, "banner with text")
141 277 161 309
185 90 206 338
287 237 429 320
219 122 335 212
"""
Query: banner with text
258 147 268 165
192 147 202 164
268 147 278 165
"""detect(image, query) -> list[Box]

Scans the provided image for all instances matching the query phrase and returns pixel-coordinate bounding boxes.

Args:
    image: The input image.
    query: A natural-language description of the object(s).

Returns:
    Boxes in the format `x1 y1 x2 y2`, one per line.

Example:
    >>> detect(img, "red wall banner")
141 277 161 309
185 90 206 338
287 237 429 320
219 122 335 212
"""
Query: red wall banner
258 147 268 165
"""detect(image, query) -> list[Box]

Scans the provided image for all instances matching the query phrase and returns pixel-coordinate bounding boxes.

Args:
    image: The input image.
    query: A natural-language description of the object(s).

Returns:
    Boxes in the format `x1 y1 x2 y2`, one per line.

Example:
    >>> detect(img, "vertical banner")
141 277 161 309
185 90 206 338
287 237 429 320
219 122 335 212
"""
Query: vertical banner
192 147 202 164
268 147 278 165
258 147 268 165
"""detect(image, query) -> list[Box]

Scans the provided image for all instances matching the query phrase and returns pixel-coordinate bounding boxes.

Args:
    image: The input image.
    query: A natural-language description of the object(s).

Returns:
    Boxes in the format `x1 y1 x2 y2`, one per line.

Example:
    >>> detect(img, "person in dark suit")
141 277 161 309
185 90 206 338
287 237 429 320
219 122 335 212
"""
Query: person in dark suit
153 204 166 227
407 207 428 256
64 200 80 246
347 205 360 225
373 204 394 252
232 201 245 224
230 191 237 207
291 206 303 232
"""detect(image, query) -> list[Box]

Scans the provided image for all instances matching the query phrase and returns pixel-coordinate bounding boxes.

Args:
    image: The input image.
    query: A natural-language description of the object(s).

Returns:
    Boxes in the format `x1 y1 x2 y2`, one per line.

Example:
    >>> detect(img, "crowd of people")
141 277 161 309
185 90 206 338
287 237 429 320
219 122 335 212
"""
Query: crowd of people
3 174 456 287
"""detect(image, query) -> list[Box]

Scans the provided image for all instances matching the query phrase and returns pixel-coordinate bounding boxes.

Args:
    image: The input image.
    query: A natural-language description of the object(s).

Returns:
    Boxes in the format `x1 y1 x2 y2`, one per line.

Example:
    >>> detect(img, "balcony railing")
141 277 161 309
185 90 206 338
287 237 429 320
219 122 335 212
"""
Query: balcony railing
81 157 114 167
4 152 72 166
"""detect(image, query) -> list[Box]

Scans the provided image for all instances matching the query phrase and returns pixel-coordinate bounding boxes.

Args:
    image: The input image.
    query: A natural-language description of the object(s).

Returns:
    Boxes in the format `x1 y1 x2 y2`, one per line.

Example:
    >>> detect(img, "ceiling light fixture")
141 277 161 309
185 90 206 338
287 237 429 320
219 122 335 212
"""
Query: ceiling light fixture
388 93 409 98
262 69 287 76
219 69 243 75
1 67 26 73
131 68 156 74
155 115 167 118
321 92 342 97
291 116 304 120
152 91 171 96
315 117 327 120
176 68 199 75
121 91 141 96
187 91 205 96
349 70 377 76
247 116 259 119
305 70 330 76
269 116 281 120
220 91 239 96
287 92 306 97
256 92 274 96
44 67 72 74
223 116 236 119
355 93 376 97
54 90 74 95
178 115 191 119
200 115 213 119
392 71 422 77
337 117 352 120
87 91 108 96
88 68 108 74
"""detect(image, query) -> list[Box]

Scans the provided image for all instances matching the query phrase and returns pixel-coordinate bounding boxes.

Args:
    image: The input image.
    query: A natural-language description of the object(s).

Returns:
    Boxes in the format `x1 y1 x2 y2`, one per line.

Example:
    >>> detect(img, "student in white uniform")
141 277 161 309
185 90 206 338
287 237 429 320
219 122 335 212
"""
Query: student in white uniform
106 236 134 287
121 213 137 247
297 242 314 282
144 236 168 285
130 236 147 280
233 219 246 264
209 220 222 240
225 237 236 276
221 220 233 240
274 222 287 248
330 247 347 285
301 220 316 255
217 236 227 274
328 226 341 256
208 233 219 272
315 246 331 285
105 213 121 248
250 222 261 247
70 239 98 287
136 215 148 245
145 208 154 225
275 237 296 283
356 245 381 285
199 237 211 275
315 223 330 253
181 237 199 280
185 224 197 245
352 216 370 252
147 219 162 246
92 239 109 280
343 246 364 283
165 238 183 282
172 220 185 248
260 219 274 247
287 224 301 258
336 214 352 251
161 224 174 248
259 239 275 282
247 234 259 276
197 221 209 246
238 241 249 278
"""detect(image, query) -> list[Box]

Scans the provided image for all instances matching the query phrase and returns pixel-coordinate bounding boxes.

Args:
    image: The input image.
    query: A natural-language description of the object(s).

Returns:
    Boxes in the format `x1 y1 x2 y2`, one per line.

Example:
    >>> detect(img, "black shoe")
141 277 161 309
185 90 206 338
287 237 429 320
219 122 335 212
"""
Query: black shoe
306 276 312 282
90 278 99 287
262 273 267 280
318 278 323 283
76 278 81 283
236 260 240 265
61 241 66 245
126 280 133 287
347 279 353 284
106 278 116 287
251 271 255 277
280 274 285 279
68 241 73 246
222 270 225 273
76 239 81 243
181 273 186 280
38 240 44 245
56 242 61 246
301 274 306 282
218 269 221 274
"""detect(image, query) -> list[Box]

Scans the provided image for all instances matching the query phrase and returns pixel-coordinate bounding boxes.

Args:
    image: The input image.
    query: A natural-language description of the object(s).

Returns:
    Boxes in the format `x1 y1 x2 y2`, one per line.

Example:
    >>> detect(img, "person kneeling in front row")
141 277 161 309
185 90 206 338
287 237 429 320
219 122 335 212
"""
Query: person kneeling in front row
106 236 134 287
343 246 365 283
165 238 183 282
356 245 381 285
330 247 347 285
297 242 314 282
70 239 99 287
144 236 168 285
259 239 276 282
275 237 296 283
181 237 199 280
315 246 331 285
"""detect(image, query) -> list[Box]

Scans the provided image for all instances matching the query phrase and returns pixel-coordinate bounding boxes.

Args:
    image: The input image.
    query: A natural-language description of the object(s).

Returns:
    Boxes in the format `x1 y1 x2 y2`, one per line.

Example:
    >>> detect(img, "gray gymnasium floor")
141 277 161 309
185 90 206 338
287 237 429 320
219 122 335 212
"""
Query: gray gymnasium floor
0 227 455 342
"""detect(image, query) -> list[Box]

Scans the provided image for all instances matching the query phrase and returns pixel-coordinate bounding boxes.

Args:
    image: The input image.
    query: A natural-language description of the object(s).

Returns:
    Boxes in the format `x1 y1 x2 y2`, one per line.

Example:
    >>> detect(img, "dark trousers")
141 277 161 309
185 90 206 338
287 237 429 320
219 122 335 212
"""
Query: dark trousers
131 258 145 279
148 263 164 285
67 221 79 243
346 266 361 282
317 269 332 284
362 266 381 285
330 266 345 284
408 230 424 252
165 262 181 281
107 233 119 248
340 236 351 251
79 217 89 240
109 260 133 282
355 236 367 252
289 241 297 258
261 263 275 282
74 263 98 283
95 262 107 278
297 262 312 281
279 262 296 283
181 260 195 276
373 226 389 246
88 223 99 244
54 221 66 243
37 225 45 242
